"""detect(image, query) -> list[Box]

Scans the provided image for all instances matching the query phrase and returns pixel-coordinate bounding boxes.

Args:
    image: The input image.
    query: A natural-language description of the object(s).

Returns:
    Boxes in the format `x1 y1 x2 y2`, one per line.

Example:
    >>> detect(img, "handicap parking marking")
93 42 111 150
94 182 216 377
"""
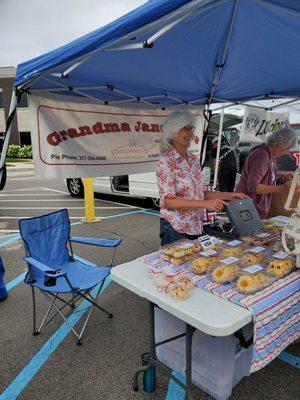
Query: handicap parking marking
0 257 111 400
166 371 185 400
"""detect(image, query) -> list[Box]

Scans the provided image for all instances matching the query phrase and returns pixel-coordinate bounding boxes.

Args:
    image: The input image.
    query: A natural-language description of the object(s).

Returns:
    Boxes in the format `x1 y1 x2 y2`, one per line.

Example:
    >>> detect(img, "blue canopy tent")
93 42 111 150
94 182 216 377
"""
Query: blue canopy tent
1 0 300 174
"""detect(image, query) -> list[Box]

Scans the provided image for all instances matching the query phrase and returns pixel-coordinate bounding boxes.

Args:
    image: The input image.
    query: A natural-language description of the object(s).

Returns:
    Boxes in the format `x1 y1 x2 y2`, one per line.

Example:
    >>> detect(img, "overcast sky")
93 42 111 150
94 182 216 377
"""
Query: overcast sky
0 0 146 67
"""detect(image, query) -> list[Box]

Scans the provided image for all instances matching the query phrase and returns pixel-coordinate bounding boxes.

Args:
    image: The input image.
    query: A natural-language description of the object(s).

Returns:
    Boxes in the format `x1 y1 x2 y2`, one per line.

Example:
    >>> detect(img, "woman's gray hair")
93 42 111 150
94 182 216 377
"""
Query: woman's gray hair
266 126 297 149
160 111 196 152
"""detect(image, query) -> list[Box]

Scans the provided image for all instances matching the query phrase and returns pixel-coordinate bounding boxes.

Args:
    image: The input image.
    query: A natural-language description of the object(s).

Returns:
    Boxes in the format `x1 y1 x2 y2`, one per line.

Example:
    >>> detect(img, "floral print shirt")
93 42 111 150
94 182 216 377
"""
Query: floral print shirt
156 147 205 235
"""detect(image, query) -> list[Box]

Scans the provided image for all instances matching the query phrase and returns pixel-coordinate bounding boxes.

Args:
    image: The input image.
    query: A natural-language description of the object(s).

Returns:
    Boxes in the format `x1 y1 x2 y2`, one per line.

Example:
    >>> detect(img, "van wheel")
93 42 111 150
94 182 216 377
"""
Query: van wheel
151 198 160 210
67 178 84 198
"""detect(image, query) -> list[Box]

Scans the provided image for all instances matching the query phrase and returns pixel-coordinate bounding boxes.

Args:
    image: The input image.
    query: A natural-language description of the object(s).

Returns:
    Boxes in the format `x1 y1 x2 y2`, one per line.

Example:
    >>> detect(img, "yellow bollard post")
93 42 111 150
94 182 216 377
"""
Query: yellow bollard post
82 178 101 222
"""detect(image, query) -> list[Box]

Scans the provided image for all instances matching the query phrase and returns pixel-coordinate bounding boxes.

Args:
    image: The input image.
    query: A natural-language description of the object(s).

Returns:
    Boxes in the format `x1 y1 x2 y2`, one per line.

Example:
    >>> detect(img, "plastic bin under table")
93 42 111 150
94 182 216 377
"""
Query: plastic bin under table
111 260 253 400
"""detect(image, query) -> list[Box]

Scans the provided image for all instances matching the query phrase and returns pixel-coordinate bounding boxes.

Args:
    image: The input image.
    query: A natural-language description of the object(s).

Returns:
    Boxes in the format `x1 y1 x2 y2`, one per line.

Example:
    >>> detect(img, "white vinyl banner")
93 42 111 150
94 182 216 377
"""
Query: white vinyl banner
240 106 289 143
29 94 204 179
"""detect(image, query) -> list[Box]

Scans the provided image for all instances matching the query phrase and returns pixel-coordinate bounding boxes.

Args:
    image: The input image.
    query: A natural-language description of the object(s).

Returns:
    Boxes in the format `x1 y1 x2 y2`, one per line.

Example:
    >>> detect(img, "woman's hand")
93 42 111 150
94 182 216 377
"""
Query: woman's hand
226 192 249 200
202 199 228 212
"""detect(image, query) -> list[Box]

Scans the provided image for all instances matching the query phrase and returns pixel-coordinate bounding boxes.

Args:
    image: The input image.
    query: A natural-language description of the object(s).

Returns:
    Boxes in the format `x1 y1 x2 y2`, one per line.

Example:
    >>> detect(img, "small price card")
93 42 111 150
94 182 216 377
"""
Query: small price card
199 235 214 250
274 251 289 259
249 246 266 253
200 249 218 257
227 240 242 247
220 256 239 265
243 264 263 274
256 232 271 238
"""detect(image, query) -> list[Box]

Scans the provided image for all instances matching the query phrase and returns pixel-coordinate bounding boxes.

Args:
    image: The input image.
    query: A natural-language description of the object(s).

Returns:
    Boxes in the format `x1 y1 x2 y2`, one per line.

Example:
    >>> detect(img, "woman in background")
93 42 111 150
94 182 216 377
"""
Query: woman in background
235 126 297 219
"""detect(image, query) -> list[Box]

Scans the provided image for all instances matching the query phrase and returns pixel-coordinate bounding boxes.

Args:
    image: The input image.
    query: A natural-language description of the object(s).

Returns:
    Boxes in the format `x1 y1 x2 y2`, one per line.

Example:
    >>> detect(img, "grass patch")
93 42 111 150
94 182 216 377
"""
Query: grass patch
6 158 32 163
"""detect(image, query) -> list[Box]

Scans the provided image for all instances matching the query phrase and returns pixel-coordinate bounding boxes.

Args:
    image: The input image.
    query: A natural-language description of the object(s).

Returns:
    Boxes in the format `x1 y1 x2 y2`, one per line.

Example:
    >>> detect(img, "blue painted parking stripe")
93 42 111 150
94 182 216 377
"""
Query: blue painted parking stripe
277 351 300 368
166 371 185 400
0 233 21 248
6 272 27 292
0 257 111 400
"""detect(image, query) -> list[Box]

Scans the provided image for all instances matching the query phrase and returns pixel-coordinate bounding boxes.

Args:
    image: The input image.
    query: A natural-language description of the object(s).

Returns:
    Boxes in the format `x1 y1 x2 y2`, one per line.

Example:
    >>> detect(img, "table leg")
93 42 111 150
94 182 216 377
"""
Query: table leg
133 301 156 392
185 323 194 400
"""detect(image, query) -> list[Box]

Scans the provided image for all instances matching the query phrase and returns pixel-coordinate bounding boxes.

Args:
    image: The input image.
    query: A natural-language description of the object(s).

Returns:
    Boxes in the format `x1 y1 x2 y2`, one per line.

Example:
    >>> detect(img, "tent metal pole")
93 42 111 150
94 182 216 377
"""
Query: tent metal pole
0 90 18 171
213 108 224 190
18 0 225 91
208 0 239 108
266 98 299 110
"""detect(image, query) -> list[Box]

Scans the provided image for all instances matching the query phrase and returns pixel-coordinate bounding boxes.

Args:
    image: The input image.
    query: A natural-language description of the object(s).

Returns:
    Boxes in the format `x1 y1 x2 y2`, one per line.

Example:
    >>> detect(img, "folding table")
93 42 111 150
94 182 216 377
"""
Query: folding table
111 259 253 400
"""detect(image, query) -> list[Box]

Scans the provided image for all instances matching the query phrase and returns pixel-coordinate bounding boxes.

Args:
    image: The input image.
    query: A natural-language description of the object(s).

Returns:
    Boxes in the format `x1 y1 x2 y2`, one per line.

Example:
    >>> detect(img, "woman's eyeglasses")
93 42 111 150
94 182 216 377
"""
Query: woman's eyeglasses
182 125 196 133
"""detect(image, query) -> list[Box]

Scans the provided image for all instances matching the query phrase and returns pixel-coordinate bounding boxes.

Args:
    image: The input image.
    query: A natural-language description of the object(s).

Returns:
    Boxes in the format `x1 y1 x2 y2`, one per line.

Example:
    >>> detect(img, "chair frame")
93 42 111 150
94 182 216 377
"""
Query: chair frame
22 223 119 346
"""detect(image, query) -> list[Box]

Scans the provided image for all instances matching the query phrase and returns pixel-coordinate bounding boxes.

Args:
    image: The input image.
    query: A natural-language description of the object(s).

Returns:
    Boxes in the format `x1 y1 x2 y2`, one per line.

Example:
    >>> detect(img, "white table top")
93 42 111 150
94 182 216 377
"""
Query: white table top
111 259 252 337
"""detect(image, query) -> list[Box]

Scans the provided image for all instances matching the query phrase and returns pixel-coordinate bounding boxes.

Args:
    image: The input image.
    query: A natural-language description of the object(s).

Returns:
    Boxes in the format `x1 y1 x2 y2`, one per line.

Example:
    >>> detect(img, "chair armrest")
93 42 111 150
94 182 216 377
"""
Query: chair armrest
69 237 122 248
24 257 66 278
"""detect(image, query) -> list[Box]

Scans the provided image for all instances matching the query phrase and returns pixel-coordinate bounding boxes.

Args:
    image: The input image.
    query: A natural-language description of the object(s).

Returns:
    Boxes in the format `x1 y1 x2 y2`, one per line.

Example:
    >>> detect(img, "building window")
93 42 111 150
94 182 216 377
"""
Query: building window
20 132 31 146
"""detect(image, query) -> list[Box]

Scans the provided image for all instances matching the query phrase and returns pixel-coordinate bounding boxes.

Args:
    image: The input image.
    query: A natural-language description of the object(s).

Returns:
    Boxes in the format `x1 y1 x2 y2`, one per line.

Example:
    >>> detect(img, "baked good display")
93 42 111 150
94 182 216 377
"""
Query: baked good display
170 257 184 266
263 224 283 235
212 264 239 284
242 253 265 266
221 247 243 257
177 277 194 290
170 285 189 300
190 257 218 275
237 272 269 294
267 259 294 278
162 247 175 256
162 242 202 264
241 236 253 243
154 273 170 288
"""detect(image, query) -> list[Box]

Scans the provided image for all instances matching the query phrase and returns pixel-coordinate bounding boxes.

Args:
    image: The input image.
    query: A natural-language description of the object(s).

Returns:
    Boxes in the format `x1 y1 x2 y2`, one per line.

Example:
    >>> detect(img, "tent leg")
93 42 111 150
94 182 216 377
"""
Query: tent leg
213 108 224 190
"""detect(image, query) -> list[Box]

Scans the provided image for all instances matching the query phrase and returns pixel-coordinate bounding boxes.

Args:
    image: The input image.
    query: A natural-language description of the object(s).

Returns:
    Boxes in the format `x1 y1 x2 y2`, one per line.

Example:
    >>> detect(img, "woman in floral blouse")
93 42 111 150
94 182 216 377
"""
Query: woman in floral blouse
157 111 247 245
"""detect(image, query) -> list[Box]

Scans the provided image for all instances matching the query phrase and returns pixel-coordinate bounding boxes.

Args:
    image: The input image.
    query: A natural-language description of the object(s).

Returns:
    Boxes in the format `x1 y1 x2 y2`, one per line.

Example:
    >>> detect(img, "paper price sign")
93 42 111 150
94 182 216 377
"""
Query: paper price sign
249 246 266 253
220 257 239 265
227 240 242 247
200 249 218 257
257 232 271 238
243 264 263 274
274 251 289 259
199 235 214 250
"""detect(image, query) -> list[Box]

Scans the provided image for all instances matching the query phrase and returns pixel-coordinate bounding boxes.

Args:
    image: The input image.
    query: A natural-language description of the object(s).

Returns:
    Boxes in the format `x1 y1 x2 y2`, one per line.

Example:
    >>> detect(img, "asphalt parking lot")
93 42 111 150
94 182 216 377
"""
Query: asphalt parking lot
0 164 299 400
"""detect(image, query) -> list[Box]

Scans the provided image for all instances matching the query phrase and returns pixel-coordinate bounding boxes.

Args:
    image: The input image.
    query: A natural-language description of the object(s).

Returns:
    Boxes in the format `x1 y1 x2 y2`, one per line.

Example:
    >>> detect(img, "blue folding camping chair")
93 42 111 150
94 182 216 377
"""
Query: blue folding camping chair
19 209 122 345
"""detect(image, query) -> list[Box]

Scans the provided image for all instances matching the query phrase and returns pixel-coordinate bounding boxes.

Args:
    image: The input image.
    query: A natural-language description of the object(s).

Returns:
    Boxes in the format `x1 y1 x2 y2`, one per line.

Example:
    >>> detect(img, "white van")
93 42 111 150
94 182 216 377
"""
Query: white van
66 168 211 209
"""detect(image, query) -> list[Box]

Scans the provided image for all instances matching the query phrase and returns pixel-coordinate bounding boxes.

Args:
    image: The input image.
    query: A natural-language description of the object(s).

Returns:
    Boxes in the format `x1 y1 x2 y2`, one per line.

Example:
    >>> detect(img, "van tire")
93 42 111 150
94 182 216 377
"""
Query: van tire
67 178 84 198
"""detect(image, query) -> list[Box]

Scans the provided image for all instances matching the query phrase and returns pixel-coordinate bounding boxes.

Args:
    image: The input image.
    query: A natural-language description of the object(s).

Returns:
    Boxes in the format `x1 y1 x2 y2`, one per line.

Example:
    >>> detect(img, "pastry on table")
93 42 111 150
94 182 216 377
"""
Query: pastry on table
263 224 283 235
172 249 186 258
237 272 269 294
242 236 253 243
170 257 184 266
267 259 293 278
193 244 201 252
242 253 265 266
170 285 189 300
162 246 175 256
190 257 217 275
177 277 194 290
221 247 243 257
212 264 239 284
161 254 171 261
